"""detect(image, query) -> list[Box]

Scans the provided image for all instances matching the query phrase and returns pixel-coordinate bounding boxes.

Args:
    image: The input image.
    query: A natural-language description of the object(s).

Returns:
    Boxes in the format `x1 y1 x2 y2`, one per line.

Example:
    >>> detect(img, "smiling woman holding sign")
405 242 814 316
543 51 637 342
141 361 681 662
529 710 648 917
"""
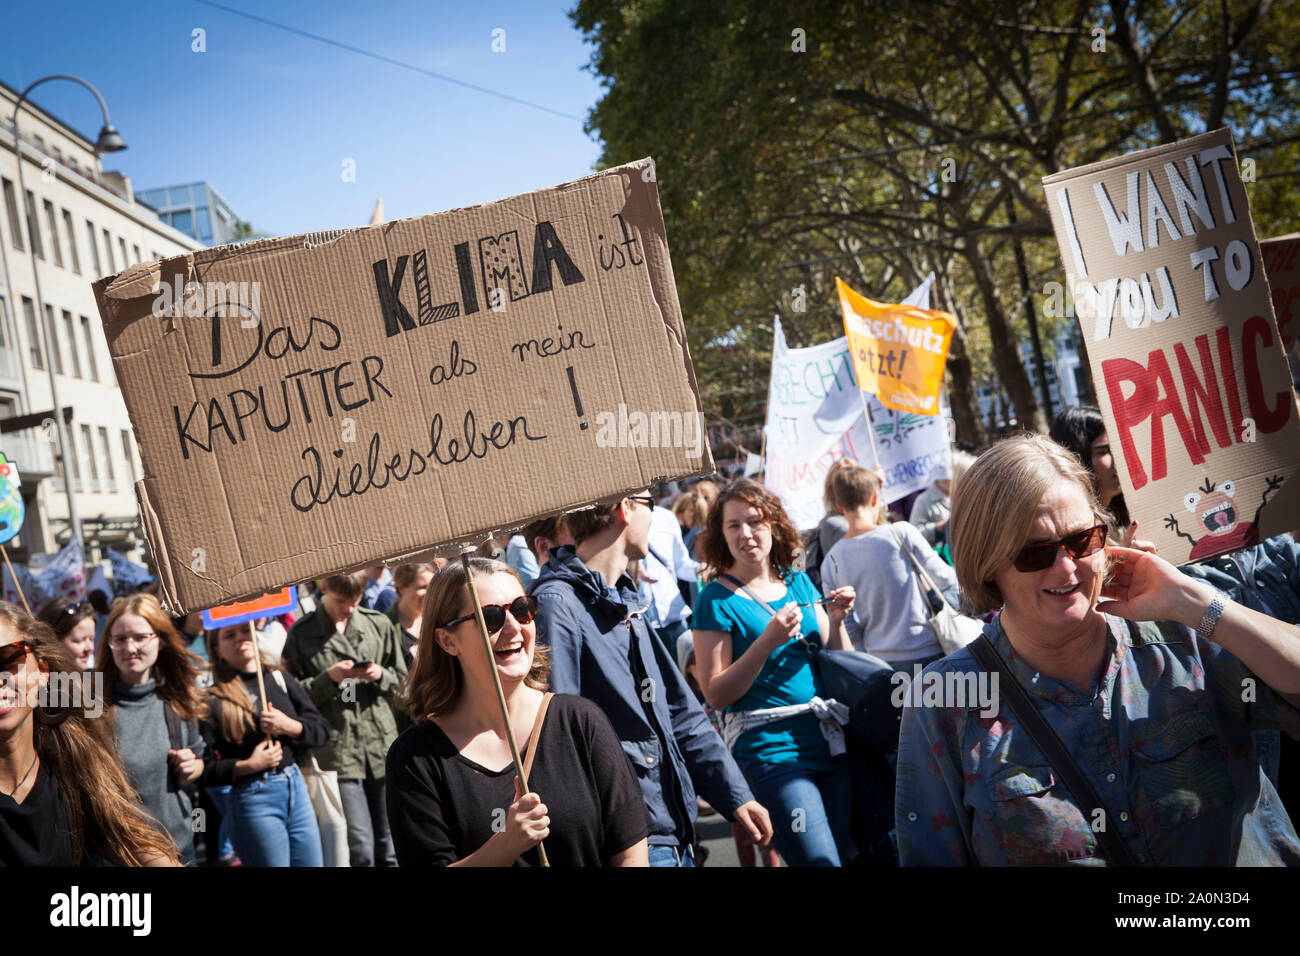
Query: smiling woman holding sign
896 434 1300 866
386 558 650 866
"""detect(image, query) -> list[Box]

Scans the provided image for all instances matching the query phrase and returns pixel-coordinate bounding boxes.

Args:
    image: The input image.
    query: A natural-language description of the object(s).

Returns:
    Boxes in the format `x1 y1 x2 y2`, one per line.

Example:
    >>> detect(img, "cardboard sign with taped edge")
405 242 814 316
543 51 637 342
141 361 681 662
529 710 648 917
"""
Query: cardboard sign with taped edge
1042 129 1300 565
93 159 713 612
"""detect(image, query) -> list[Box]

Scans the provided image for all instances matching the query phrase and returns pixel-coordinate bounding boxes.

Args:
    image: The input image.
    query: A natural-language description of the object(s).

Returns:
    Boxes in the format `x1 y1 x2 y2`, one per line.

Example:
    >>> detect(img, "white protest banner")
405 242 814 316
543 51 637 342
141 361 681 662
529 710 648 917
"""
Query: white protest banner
87 565 112 601
2 561 41 608
1043 129 1300 563
36 536 85 603
763 275 952 529
108 548 155 597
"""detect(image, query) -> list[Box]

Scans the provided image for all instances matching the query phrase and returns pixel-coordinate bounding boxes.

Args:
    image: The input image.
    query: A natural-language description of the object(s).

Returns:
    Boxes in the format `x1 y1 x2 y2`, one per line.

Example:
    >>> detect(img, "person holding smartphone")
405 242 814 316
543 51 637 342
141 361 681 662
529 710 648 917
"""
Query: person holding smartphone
283 571 408 867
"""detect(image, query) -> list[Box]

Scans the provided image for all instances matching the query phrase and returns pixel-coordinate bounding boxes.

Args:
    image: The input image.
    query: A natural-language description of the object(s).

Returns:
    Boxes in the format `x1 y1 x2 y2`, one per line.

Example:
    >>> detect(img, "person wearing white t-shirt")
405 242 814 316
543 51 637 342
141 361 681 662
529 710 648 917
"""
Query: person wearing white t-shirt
821 464 959 673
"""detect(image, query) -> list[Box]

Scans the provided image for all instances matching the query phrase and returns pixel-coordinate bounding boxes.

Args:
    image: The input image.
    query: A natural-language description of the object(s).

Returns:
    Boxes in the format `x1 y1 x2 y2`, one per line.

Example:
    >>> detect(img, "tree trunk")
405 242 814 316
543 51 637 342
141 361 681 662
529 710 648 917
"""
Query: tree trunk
932 270 987 448
964 241 1047 434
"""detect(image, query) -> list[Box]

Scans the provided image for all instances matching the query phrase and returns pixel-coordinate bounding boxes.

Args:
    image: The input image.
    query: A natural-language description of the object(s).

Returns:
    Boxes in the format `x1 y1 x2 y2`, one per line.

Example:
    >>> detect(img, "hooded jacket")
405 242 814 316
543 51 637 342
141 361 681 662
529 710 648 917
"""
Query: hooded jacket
532 545 754 848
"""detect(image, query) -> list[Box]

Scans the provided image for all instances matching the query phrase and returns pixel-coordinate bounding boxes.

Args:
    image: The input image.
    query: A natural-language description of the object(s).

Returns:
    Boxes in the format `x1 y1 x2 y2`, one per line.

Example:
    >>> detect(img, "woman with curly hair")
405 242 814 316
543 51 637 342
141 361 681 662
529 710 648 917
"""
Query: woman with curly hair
0 601 179 865
690 479 857 866
100 593 208 865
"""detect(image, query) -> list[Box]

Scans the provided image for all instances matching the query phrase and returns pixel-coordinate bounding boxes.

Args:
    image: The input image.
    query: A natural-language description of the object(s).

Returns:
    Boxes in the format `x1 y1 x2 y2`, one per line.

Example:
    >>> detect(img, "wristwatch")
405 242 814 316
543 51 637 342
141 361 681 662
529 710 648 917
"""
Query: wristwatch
1195 589 1229 640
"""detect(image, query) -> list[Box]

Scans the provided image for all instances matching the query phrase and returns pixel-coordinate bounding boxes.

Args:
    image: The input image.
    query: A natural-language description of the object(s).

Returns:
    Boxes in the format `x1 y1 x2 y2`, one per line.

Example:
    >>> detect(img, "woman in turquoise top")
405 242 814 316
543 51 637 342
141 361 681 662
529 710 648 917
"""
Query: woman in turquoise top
692 479 856 866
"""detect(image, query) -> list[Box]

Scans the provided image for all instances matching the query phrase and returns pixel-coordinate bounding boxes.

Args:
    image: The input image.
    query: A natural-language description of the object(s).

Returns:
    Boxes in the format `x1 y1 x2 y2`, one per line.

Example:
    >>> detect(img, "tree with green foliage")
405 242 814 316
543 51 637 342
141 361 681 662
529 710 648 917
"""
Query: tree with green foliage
571 0 1300 447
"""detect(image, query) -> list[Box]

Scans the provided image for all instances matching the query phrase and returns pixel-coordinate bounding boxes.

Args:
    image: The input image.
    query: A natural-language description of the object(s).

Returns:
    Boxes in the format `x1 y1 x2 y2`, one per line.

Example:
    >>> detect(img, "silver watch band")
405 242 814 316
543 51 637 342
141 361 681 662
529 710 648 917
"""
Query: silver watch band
1195 590 1228 640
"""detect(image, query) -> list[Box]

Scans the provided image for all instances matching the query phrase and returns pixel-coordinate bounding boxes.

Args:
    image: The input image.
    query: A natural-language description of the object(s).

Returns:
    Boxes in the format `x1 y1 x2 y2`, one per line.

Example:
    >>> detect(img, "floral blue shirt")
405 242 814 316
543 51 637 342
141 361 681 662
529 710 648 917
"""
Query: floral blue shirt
895 613 1300 866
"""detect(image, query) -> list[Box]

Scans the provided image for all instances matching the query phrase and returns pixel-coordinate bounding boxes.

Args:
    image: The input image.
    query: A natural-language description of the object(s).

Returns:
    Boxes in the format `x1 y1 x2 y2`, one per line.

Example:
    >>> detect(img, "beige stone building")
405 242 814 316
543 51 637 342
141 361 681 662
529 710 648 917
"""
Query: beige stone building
0 79 203 563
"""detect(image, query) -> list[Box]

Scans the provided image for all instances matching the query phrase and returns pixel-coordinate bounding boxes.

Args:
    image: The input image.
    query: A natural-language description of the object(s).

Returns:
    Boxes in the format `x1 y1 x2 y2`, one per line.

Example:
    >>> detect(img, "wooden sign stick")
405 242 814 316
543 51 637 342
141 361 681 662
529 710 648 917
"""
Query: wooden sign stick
1 545 31 615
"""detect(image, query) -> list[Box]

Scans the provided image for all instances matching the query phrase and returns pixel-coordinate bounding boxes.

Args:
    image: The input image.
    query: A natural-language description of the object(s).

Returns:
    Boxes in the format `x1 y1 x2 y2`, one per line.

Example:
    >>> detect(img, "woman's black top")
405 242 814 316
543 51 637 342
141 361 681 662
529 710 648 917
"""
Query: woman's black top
0 763 97 866
199 670 331 785
386 694 651 866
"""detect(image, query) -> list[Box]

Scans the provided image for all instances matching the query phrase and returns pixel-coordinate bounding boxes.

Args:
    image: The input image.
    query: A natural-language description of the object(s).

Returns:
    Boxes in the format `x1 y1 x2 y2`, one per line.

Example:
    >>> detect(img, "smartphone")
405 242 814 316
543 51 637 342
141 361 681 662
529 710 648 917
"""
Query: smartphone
352 659 374 669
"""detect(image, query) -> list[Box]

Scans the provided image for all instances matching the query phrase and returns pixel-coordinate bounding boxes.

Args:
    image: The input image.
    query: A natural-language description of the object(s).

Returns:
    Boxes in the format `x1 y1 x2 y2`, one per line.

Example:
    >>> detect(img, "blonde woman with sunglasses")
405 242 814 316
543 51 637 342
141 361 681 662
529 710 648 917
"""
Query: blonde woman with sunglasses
386 558 650 866
896 434 1300 866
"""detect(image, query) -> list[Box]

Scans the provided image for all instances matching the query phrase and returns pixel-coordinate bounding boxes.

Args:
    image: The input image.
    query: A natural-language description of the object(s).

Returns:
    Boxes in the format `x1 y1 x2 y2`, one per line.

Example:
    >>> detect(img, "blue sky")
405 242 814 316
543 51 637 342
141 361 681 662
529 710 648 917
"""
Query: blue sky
2 0 607 236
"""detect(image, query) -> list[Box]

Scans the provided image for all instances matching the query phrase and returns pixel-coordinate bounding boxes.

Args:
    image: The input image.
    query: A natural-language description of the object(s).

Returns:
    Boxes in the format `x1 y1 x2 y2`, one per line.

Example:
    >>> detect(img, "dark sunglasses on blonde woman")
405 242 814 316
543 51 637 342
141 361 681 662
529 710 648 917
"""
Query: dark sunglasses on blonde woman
440 595 539 635
1012 524 1107 573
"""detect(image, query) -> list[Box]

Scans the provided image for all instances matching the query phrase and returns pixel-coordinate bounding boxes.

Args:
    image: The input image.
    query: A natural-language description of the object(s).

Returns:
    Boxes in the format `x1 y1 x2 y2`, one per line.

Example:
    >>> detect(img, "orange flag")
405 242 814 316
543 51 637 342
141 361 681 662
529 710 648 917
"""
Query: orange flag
836 277 956 415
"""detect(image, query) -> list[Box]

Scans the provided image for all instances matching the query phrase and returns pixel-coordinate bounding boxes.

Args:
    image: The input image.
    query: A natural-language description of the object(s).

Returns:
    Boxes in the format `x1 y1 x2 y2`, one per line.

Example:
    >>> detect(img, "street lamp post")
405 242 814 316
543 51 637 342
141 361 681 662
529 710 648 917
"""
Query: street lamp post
10 75 127 551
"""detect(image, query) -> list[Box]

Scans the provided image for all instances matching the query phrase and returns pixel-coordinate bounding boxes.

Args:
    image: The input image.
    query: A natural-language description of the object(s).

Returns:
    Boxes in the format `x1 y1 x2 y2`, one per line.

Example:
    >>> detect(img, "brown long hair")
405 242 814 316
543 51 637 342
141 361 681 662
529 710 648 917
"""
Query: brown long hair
696 478 804 578
204 621 285 743
403 559 550 719
99 593 206 723
0 601 180 865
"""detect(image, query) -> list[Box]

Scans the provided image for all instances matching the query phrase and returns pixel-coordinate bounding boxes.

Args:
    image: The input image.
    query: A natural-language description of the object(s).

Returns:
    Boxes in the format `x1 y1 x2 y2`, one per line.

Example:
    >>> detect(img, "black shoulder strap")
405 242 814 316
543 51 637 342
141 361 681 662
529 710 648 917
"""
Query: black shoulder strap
968 635 1136 867
719 573 774 616
162 700 183 751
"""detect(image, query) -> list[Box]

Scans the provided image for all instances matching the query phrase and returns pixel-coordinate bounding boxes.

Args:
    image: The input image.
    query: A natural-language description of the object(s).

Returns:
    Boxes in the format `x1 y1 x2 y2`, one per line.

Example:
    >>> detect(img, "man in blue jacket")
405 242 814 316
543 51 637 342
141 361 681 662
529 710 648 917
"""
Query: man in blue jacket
532 492 772 866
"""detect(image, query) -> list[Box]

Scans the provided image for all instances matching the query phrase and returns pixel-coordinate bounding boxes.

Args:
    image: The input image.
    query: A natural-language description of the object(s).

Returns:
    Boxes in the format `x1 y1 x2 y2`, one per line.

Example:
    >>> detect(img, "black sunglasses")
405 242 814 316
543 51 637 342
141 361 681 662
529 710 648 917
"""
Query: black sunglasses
441 595 539 635
1012 524 1108 573
0 641 33 675
627 495 655 510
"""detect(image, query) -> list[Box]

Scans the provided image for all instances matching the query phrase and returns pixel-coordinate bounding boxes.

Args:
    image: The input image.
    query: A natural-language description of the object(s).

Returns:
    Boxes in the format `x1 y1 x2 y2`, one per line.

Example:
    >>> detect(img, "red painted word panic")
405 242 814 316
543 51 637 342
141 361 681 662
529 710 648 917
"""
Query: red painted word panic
1102 315 1291 489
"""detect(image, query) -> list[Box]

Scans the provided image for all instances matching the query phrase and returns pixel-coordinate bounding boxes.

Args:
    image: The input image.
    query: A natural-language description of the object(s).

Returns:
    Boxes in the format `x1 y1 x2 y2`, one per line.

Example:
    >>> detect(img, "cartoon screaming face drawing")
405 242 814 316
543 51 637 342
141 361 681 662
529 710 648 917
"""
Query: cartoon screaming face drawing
1165 474 1284 561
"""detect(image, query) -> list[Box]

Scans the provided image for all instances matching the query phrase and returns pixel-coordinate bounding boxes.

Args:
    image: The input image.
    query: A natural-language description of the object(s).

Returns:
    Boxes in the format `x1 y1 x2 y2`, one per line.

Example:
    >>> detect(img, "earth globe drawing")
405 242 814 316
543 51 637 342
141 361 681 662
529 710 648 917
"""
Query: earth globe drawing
0 454 23 546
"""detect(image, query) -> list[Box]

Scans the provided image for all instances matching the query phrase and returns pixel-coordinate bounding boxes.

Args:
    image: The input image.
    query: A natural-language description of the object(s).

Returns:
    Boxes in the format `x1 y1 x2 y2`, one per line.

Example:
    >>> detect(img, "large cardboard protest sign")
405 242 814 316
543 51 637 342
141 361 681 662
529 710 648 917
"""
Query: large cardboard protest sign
1043 129 1300 564
1261 232 1300 364
93 159 712 612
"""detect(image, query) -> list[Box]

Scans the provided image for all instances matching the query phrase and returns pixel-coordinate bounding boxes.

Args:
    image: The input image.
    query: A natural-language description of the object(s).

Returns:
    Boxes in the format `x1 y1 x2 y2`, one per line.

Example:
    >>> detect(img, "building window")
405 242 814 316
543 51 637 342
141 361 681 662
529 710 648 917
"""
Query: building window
22 298 43 369
80 316 100 381
132 243 141 264
65 425 81 491
171 209 194 237
118 237 128 269
85 220 101 274
0 295 11 355
101 228 114 273
62 311 82 378
99 427 117 492
80 425 99 491
61 209 80 274
32 135 45 154
121 430 138 484
43 200 63 268
2 179 23 251
23 191 43 260
44 305 63 375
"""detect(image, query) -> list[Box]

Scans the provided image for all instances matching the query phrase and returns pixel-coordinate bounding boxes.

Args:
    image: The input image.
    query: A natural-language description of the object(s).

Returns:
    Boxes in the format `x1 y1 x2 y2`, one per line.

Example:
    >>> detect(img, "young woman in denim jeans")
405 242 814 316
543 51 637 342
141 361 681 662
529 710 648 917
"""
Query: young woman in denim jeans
691 479 857 866
201 621 330 866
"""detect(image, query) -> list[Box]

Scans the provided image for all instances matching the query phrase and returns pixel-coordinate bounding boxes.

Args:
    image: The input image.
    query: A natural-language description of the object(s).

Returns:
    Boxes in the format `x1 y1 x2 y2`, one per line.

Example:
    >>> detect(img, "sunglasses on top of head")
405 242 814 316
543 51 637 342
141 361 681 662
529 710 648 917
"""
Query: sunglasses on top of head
1012 523 1108 573
440 595 539 635
0 641 34 675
